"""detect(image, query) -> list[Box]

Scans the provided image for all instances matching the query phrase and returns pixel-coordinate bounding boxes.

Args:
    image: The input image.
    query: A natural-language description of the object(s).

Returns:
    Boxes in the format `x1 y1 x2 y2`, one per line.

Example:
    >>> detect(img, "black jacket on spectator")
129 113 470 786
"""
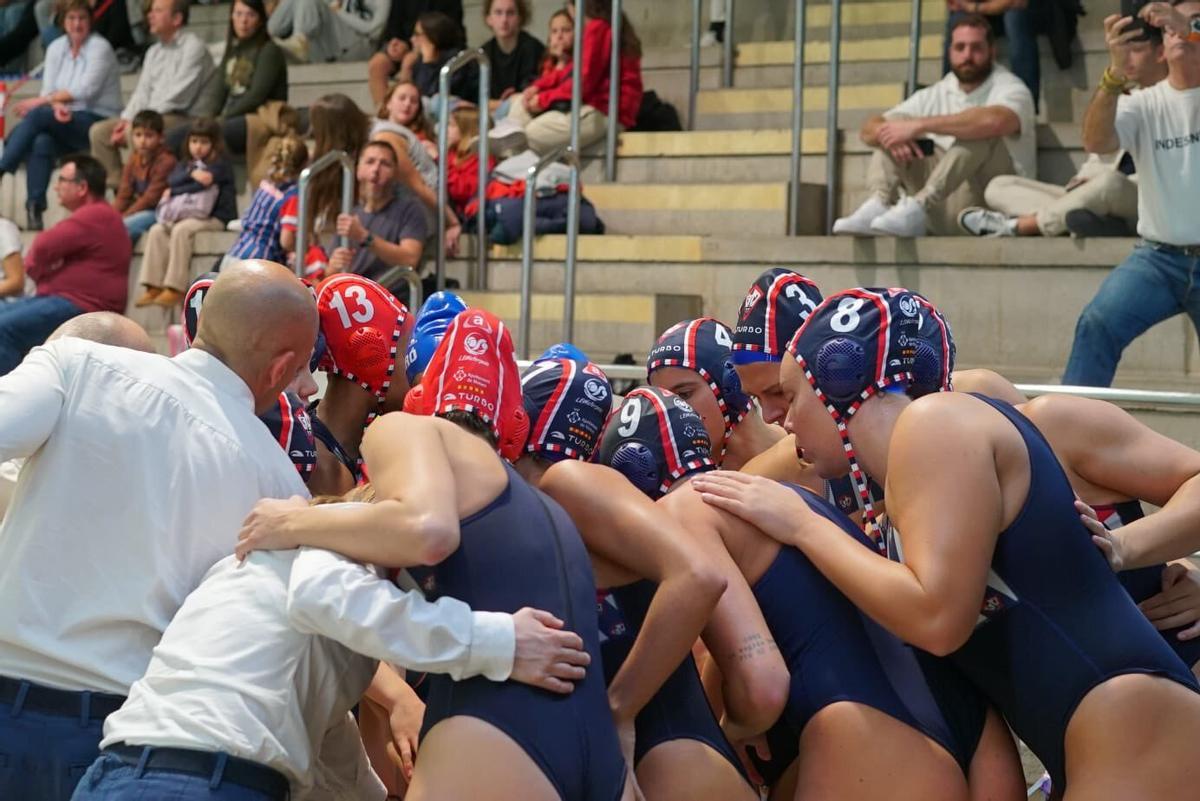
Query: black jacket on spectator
218 36 288 118
482 32 545 99
167 158 239 225
413 48 478 99
380 0 463 47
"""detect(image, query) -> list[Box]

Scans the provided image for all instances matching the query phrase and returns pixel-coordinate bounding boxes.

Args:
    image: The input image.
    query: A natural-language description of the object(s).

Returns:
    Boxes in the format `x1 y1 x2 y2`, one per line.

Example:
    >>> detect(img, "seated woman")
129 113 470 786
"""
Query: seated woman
0 0 121 230
400 11 477 114
166 0 287 159
373 80 439 192
236 309 637 801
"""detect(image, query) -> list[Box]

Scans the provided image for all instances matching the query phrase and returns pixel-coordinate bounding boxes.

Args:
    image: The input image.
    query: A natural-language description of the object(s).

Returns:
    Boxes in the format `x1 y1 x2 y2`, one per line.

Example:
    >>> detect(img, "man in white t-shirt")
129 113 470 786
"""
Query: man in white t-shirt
0 216 32 301
834 13 1036 237
1063 2 1200 387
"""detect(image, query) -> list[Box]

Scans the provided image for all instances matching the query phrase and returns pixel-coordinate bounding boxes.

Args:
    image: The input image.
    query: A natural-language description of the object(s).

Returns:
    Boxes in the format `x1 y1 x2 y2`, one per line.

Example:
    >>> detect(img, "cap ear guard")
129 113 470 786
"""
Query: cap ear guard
813 337 870 404
608 441 661 496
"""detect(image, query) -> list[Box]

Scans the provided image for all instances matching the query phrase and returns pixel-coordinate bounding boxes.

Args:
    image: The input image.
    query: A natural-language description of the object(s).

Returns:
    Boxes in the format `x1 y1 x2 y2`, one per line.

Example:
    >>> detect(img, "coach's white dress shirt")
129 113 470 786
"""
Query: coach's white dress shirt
101 546 515 795
0 339 308 695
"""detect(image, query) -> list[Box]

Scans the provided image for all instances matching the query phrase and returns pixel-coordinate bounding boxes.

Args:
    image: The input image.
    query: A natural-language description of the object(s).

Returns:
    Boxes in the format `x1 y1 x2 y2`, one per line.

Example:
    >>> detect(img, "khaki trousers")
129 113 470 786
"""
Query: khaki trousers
89 114 190 190
138 217 224 292
984 172 1138 237
507 100 611 155
866 135 1015 235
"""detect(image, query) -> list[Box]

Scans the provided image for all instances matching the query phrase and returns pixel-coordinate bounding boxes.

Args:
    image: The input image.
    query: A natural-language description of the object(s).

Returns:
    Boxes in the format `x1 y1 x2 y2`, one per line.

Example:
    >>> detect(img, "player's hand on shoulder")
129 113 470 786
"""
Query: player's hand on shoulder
1140 561 1200 641
509 607 590 694
235 495 308 561
693 470 808 547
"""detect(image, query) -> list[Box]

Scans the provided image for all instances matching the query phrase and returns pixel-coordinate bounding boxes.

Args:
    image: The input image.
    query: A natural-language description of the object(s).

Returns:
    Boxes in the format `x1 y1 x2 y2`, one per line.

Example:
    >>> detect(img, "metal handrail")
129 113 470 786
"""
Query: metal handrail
517 146 580 360
295 150 354 278
435 48 491 291
722 0 734 88
787 0 806 236
564 2 585 348
906 0 923 96
604 0 623 182
825 0 843 232
373 264 423 311
688 0 701 129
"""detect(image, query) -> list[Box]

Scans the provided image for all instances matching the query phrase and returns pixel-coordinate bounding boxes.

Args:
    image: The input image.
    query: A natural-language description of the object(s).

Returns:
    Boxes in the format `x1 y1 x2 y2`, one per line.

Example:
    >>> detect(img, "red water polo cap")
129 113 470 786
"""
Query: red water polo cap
315 274 409 401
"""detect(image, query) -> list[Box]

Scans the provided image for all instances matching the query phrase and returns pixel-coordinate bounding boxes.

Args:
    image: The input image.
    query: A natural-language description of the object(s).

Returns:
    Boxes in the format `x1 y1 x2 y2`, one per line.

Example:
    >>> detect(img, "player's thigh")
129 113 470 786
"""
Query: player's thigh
405 715 559 801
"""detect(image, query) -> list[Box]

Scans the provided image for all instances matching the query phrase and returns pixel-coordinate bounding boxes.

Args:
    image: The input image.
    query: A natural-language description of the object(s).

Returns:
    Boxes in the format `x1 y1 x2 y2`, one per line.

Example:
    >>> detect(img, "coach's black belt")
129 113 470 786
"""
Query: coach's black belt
105 743 291 799
1144 239 1200 258
0 675 125 721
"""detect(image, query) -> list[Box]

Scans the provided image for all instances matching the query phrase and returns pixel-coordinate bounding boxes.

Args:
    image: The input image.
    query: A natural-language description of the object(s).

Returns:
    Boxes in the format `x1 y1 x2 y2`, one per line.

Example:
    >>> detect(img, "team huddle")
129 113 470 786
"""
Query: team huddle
4 260 1200 800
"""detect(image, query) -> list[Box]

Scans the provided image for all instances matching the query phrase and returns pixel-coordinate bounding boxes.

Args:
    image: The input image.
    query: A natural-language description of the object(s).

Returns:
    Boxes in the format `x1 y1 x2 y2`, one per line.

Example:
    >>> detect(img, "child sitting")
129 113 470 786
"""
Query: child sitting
134 118 238 308
445 107 495 219
113 110 177 244
225 136 309 267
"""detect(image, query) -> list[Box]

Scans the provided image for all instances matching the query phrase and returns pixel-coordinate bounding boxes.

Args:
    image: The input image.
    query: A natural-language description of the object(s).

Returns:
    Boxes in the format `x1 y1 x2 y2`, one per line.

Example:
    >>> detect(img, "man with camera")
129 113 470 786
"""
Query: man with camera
1062 0 1200 387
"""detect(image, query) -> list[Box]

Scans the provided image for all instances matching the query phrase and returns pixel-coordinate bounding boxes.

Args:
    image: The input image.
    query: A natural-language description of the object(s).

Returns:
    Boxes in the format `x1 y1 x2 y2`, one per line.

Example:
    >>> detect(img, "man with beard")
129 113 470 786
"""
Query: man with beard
329 140 428 296
833 13 1036 237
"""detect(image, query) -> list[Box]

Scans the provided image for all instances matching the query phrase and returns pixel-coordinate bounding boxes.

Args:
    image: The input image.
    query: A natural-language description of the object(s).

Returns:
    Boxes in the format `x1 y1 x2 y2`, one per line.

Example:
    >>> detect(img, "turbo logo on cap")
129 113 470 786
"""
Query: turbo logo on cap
522 358 613 463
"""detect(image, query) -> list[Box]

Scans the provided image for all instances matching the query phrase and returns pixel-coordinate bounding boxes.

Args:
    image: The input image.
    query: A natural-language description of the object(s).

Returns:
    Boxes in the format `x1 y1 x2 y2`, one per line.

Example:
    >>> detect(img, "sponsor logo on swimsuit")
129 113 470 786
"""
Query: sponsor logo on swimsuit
583 378 609 403
463 333 489 356
463 313 493 333
898 295 919 318
741 286 763 320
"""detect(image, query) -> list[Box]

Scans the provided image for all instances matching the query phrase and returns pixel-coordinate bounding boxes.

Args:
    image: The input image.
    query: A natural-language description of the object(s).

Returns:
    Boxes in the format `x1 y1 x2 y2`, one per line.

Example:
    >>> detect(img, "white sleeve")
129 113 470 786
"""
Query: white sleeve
883 85 934 120
1113 92 1144 155
0 220 21 260
0 342 69 461
286 547 515 681
987 79 1035 136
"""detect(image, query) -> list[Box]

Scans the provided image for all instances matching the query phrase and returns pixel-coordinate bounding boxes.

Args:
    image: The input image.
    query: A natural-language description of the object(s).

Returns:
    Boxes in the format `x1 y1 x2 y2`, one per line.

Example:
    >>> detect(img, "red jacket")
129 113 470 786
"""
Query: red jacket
447 150 496 214
537 18 644 129
531 60 572 93
26 200 132 313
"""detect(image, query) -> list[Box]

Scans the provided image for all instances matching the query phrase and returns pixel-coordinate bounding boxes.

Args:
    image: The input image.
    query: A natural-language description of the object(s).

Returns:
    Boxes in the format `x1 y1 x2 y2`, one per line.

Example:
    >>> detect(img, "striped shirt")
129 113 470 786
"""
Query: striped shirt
228 180 297 264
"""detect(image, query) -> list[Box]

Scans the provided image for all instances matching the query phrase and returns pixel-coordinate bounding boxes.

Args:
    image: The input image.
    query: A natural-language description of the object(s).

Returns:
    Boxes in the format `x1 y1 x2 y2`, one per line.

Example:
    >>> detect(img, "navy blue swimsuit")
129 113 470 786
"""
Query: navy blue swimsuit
948 396 1200 789
750 486 985 781
598 582 748 781
411 464 626 801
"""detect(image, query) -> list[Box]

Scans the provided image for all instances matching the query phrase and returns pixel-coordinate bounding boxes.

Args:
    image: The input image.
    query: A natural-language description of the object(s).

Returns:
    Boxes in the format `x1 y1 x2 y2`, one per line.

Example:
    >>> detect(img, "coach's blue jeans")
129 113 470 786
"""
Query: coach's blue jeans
1063 242 1200 387
72 753 280 800
0 695 107 801
0 294 83 375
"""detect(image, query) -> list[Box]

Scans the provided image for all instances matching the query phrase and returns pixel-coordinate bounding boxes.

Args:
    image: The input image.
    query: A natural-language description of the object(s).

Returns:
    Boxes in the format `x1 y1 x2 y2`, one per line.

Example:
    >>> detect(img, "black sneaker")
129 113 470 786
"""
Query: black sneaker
25 203 44 232
1064 210 1134 238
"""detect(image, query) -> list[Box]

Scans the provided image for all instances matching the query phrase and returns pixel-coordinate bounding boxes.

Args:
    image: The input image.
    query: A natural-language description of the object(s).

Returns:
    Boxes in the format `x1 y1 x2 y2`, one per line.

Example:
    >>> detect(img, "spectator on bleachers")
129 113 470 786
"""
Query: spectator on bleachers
0 154 131 375
329 140 427 295
944 0 1039 109
445 106 493 219
490 4 570 150
367 0 463 106
114 110 177 244
0 0 122 232
399 10 477 112
480 0 544 114
1063 5 1200 388
266 0 387 63
833 13 1035 237
165 0 286 158
0 0 138 74
89 0 215 192
134 118 237 309
0 216 30 301
226 134 308 266
959 30 1168 239
373 80 439 186
500 0 643 156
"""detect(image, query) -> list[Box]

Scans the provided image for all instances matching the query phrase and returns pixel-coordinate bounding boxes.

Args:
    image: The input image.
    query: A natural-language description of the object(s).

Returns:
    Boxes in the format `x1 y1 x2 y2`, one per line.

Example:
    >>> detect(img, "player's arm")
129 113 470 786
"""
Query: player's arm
1027 395 1200 569
739 435 825 493
542 461 727 724
951 368 1026 405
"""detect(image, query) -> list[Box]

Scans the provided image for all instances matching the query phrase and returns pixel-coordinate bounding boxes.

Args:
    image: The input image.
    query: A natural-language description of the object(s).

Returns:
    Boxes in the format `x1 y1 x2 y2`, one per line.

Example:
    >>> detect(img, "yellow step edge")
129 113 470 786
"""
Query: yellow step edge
737 34 942 67
697 84 903 115
619 129 828 157
458 292 654 325
584 183 788 211
809 1 946 27
490 235 705 263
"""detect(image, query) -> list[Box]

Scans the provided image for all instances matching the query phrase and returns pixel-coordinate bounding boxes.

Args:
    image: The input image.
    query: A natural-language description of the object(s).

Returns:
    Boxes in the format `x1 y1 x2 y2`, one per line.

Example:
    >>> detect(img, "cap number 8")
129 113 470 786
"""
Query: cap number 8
830 297 865 334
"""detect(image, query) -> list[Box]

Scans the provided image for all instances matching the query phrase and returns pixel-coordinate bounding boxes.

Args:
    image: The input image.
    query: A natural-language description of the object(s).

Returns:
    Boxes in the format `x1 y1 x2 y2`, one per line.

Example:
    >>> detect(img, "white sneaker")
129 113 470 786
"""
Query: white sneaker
870 196 926 237
958 206 1015 237
832 196 890 236
274 33 310 63
488 119 527 159
699 30 720 47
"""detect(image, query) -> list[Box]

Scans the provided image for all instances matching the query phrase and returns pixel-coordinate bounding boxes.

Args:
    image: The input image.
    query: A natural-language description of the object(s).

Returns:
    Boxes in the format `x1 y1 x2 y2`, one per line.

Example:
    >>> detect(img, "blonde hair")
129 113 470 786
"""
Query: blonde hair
450 107 481 158
265 135 309 186
376 80 434 141
310 483 376 506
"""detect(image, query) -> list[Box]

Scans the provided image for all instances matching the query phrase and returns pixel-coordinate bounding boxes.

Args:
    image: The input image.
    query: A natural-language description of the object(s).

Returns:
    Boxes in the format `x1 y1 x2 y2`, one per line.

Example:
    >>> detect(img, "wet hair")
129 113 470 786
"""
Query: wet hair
377 80 434 140
308 94 370 234
182 117 225 160
131 109 165 134
449 106 480 158
583 0 641 58
484 0 531 27
417 11 466 53
949 13 995 47
311 483 377 505
265 135 308 186
441 410 500 449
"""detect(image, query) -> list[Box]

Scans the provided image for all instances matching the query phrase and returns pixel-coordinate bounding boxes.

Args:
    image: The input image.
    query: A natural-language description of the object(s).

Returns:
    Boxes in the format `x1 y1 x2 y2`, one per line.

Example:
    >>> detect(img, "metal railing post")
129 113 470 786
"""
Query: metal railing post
788 0 806 236
295 150 355 278
825 0 842 233
722 0 734 88
518 146 580 359
604 0 622 182
906 0 922 95
436 48 491 291
565 1 585 346
688 0 701 130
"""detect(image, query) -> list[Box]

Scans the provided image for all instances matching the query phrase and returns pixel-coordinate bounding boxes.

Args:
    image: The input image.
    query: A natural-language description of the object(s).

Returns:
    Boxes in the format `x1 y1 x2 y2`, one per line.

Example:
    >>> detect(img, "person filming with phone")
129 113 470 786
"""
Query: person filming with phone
1062 0 1200 387
832 12 1036 237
